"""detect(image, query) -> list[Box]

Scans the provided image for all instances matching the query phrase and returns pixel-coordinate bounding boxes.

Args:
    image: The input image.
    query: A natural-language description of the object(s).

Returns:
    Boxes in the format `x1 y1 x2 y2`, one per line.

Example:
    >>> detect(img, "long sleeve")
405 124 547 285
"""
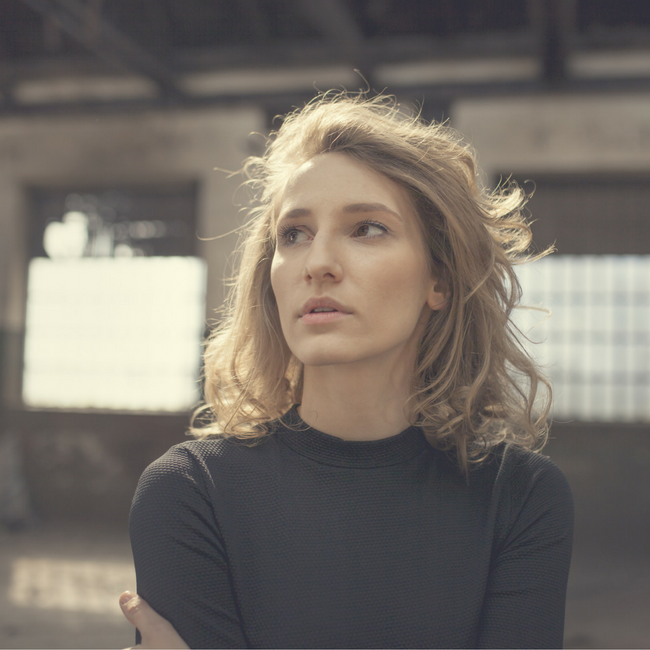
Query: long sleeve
129 445 248 649
476 453 575 649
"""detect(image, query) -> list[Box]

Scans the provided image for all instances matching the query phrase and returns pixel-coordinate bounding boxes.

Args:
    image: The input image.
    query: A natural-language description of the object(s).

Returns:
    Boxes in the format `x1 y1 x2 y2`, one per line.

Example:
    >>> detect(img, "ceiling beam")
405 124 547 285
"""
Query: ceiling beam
170 32 536 80
0 30 538 84
19 0 186 99
292 0 364 48
238 0 270 42
5 23 640 84
528 0 577 83
290 0 373 82
5 73 650 119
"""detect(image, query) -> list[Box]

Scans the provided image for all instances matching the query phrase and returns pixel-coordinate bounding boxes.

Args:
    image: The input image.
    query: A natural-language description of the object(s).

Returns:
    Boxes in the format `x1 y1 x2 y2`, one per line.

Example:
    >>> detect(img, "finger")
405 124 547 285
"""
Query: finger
119 592 188 649
120 591 169 632
119 591 149 627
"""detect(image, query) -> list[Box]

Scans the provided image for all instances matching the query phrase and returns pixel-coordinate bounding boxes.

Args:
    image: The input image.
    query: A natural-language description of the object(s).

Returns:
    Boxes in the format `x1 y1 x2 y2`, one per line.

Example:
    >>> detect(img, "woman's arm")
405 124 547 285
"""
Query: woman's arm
477 455 574 649
130 445 248 649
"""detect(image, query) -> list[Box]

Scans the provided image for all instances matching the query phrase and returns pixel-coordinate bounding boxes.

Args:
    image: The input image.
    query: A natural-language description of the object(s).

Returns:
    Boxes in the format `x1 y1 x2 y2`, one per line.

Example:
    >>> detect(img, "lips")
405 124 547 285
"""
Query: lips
301 310 349 325
299 297 351 318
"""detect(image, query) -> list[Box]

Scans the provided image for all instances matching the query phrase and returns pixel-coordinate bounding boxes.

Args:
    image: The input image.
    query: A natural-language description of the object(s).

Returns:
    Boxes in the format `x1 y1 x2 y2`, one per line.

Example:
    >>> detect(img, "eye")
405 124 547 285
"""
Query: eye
354 221 387 238
277 225 307 245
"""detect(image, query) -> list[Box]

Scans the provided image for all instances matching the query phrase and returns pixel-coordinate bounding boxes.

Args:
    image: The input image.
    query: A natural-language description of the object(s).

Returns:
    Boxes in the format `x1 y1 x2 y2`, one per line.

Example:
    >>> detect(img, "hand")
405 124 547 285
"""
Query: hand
119 591 189 649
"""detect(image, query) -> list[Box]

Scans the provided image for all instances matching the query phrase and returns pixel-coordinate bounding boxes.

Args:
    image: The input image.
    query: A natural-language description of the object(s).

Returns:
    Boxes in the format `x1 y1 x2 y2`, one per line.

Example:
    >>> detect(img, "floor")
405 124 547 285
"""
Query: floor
0 524 649 649
0 525 135 649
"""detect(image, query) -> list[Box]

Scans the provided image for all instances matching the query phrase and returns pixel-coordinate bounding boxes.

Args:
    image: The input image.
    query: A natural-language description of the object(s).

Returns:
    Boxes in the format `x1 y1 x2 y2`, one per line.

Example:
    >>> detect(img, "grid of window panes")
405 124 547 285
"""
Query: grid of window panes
514 256 650 422
23 257 206 411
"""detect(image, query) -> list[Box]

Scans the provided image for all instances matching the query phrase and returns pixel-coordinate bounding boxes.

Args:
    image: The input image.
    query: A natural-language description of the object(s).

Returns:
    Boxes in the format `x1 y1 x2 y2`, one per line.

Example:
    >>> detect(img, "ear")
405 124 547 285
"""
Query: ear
427 279 448 311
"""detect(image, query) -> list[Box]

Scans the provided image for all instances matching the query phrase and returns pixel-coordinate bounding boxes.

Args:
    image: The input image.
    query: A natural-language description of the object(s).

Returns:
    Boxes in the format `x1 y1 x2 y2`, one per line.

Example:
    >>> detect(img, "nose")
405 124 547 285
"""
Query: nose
303 232 343 283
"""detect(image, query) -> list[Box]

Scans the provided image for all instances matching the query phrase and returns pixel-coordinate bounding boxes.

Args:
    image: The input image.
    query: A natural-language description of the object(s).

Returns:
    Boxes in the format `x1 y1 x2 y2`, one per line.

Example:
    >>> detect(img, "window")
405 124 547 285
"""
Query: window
22 186 206 412
507 173 650 423
515 255 650 422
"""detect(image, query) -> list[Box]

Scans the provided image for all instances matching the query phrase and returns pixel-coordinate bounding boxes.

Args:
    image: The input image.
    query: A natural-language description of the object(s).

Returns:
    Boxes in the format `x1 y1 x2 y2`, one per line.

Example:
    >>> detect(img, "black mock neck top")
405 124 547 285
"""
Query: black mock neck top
277 406 429 467
130 405 573 649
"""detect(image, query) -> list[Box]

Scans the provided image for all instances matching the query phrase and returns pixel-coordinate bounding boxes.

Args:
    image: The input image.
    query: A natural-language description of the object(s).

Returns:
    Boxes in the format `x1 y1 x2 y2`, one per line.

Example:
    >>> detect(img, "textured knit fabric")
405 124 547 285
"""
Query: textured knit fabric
130 405 574 649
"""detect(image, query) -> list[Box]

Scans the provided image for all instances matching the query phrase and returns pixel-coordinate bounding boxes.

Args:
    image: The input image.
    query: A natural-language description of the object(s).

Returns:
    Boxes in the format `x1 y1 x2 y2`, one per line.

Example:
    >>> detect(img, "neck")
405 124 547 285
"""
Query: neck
298 350 417 441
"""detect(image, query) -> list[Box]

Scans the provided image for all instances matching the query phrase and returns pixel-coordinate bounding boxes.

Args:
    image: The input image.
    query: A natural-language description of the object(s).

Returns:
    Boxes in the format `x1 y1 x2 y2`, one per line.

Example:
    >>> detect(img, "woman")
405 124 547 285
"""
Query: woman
123 92 573 649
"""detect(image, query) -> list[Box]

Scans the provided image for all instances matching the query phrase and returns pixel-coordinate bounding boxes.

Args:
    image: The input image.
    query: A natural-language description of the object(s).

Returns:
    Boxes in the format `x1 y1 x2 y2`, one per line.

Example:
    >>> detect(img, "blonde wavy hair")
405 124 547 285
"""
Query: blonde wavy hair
191 91 552 474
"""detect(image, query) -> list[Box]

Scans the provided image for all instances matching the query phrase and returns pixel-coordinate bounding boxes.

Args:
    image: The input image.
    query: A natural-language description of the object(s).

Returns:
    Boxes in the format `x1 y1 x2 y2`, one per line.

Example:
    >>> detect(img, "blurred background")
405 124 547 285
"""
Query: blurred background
0 0 648 647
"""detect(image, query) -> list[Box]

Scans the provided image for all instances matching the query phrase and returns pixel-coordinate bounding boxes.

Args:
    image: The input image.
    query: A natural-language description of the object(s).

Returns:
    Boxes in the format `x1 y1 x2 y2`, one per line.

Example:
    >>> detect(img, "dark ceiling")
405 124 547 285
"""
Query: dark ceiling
3 0 532 57
1 0 650 115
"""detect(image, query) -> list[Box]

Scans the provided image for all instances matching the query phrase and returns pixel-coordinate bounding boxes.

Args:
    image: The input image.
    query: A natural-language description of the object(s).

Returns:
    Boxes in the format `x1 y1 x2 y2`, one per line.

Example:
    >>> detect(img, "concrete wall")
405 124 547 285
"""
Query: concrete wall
0 105 264 403
5 410 187 526
453 92 650 177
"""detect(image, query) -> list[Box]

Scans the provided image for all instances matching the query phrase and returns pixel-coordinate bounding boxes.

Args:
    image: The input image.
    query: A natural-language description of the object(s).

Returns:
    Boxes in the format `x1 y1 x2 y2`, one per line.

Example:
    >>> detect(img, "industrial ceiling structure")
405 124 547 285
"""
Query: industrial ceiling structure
1 0 650 116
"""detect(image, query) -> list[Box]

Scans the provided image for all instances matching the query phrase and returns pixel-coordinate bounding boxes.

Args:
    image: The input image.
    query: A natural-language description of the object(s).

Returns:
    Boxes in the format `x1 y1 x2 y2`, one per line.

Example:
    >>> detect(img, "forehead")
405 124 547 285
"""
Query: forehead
277 152 414 215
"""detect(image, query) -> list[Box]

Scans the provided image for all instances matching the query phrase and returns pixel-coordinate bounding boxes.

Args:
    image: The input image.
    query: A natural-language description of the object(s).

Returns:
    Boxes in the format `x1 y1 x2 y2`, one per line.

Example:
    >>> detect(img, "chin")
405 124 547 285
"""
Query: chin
297 352 357 367
291 342 362 367
295 341 389 368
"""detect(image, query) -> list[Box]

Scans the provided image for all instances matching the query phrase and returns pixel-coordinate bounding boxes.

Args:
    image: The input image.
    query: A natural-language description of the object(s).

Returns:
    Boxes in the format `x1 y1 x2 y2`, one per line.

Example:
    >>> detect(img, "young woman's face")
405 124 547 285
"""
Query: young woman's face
270 152 446 369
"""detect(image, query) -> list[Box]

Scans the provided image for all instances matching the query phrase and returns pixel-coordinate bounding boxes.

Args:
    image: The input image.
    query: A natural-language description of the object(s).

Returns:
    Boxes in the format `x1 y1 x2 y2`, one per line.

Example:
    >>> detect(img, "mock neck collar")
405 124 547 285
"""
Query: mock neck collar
274 404 428 469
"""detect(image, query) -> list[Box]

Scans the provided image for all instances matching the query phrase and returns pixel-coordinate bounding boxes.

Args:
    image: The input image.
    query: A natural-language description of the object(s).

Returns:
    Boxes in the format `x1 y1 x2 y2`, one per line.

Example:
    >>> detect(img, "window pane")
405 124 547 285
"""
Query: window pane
23 257 207 412
514 255 650 422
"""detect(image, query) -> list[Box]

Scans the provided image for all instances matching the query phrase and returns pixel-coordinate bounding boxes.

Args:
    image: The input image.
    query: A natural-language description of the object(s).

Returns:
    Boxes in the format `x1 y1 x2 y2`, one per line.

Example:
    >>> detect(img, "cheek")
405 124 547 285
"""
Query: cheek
379 257 430 303
269 254 282 297
270 255 292 316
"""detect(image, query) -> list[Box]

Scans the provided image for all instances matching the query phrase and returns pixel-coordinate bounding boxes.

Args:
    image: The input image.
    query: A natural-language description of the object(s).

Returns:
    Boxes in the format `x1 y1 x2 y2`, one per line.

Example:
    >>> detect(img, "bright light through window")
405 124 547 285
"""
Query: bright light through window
514 255 650 422
23 257 207 412
9 557 135 615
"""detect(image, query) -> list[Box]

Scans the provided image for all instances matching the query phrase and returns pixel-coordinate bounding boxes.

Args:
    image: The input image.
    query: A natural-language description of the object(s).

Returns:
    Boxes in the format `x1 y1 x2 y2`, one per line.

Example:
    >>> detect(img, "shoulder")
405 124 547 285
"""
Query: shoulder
130 435 278 531
496 444 573 503
471 443 571 494
475 444 574 546
135 434 280 496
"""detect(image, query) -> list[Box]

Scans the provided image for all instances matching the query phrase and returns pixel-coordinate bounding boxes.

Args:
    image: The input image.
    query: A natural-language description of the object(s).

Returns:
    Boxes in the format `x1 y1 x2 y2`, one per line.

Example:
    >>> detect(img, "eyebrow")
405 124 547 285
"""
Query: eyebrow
277 203 403 224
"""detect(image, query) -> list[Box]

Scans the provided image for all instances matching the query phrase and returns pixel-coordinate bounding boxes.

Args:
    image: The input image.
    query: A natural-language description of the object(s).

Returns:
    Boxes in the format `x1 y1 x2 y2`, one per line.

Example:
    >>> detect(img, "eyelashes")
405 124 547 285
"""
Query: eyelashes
277 219 388 246
276 224 301 244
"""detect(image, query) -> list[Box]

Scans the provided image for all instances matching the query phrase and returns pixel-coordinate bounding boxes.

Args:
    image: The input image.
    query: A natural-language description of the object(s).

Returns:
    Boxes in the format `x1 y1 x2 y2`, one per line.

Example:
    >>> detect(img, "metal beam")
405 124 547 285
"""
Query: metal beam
292 0 365 50
5 74 650 119
287 0 379 87
289 0 377 85
528 0 577 83
19 0 186 98
238 0 270 42
0 30 537 84
173 32 535 72
4 21 645 85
